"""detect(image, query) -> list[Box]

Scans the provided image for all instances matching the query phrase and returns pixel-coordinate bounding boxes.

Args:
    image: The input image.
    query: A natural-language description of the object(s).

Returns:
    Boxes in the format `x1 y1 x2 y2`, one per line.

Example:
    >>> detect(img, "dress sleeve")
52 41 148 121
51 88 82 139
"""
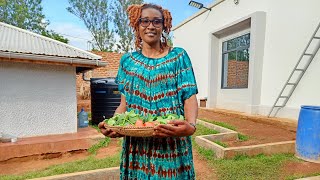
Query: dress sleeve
177 49 198 101
115 54 127 95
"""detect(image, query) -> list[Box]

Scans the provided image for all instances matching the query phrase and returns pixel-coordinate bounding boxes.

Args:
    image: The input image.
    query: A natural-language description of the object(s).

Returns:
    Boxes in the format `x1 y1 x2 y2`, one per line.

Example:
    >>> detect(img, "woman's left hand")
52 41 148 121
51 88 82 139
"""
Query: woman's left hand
153 120 196 137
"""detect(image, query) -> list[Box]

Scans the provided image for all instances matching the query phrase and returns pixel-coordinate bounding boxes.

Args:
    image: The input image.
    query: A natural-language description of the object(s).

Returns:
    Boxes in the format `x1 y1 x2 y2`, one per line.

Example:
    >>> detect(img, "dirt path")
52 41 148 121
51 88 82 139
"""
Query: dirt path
193 148 217 180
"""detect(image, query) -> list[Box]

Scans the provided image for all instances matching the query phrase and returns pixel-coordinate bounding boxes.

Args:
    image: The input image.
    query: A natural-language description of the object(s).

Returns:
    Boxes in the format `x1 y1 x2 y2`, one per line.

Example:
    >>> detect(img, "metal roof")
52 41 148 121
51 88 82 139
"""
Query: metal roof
0 22 102 60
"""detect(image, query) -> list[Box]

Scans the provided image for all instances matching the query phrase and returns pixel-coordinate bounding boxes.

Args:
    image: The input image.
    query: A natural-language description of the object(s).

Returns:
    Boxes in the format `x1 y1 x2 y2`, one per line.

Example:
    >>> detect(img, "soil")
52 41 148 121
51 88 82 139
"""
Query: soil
1 109 320 179
198 109 297 147
0 138 215 179
281 161 320 178
0 139 121 175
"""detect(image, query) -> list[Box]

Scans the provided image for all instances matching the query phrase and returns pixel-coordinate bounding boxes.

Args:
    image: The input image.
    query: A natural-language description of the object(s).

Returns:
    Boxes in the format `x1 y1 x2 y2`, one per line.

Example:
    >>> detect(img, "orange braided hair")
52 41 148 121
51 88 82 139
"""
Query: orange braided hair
127 4 172 51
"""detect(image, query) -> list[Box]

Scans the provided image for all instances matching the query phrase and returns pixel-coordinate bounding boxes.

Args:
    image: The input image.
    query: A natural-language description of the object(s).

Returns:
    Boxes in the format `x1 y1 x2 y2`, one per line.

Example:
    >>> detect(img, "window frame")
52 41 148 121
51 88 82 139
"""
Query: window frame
221 33 251 89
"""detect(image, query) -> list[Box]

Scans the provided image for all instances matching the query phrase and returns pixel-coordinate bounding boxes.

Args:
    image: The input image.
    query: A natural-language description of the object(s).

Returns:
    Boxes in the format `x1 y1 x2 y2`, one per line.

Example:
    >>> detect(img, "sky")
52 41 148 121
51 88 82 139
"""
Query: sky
42 0 214 50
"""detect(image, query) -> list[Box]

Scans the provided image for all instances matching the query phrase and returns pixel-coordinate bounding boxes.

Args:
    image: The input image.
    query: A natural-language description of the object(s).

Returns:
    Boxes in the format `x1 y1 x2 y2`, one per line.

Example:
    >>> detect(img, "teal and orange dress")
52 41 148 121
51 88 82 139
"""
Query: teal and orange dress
115 47 198 180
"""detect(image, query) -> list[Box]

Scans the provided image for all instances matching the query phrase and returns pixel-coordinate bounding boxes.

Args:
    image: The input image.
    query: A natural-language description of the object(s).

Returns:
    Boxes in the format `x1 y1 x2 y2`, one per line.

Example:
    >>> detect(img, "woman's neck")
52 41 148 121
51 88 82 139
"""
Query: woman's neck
141 43 165 58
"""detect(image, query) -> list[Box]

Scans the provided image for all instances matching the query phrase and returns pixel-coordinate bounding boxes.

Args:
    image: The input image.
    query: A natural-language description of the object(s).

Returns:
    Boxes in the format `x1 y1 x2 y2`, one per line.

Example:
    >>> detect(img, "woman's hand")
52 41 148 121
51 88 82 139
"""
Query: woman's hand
98 122 124 138
153 120 196 137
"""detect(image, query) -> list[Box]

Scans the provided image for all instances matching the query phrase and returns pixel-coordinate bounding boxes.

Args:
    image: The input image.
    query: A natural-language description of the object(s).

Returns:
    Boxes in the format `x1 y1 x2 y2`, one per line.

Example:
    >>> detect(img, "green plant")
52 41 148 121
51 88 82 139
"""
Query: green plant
238 133 249 141
199 118 236 131
87 137 110 155
193 124 219 137
215 154 295 180
214 141 228 148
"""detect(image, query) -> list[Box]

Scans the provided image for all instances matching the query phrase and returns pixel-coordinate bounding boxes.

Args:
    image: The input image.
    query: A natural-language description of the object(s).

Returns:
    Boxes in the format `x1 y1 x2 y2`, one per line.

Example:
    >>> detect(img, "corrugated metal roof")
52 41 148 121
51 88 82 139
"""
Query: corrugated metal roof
0 22 101 60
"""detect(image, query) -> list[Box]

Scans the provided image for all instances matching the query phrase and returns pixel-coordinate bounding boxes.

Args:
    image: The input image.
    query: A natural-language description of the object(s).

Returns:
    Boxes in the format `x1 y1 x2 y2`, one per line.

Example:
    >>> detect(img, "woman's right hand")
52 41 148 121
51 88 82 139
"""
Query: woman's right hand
98 122 124 138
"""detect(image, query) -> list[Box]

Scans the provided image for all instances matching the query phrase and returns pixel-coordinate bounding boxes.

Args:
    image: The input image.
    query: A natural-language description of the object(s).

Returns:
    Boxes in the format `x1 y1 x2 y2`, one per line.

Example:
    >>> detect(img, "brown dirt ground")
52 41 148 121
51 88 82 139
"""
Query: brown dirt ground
198 109 297 147
0 138 215 179
280 160 320 179
1 109 320 179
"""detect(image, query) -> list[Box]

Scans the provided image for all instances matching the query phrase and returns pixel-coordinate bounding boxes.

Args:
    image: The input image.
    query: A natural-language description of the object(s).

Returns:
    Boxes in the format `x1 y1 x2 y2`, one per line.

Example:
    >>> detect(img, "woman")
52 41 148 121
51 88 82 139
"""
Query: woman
98 3 198 179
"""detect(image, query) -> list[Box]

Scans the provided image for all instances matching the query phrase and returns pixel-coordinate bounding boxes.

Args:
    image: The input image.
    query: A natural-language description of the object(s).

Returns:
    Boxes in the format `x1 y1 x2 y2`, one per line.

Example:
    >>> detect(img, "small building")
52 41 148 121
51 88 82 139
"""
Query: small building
0 22 106 137
173 0 320 120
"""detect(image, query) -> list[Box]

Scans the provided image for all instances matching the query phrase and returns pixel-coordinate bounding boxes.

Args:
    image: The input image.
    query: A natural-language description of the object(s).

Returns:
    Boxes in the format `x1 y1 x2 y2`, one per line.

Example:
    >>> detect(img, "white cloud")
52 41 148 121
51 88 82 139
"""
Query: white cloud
47 22 92 50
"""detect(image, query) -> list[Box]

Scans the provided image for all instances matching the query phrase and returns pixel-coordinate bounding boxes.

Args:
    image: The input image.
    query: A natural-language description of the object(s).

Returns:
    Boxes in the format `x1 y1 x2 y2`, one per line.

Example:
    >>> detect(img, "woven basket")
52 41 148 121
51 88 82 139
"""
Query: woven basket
104 124 155 137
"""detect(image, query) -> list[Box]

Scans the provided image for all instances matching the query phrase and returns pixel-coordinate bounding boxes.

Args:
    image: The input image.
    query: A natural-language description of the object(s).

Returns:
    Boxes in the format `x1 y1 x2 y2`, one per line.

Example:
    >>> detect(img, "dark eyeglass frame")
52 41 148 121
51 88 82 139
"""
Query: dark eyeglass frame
139 18 164 28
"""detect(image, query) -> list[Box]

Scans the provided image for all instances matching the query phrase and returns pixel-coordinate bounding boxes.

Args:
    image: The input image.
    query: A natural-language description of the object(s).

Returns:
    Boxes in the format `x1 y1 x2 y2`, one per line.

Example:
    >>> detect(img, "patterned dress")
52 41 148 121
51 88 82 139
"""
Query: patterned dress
115 47 198 180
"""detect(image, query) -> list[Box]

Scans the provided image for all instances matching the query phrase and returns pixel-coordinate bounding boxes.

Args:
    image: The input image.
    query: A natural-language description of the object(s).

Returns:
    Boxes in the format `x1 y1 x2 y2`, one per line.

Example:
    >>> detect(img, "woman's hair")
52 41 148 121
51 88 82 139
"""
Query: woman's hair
127 3 172 51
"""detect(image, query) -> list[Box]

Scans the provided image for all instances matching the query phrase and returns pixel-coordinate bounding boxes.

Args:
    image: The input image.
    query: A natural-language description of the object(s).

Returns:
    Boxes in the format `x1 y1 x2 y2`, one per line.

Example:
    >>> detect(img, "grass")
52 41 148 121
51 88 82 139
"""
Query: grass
199 118 236 131
194 124 219 136
0 154 121 180
87 137 110 155
238 133 249 141
214 141 228 148
286 172 320 180
214 154 296 180
195 144 297 180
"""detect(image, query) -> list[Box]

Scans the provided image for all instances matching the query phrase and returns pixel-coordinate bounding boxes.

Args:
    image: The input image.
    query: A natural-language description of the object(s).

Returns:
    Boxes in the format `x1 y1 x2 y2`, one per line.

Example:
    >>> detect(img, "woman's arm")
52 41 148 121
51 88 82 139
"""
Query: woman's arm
98 95 126 138
114 95 127 114
184 94 198 125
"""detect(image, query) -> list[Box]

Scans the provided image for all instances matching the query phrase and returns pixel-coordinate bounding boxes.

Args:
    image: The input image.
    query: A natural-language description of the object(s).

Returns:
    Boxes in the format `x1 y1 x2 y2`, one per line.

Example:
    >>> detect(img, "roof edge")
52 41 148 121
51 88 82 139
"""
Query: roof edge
0 22 101 60
0 51 107 67
172 0 226 31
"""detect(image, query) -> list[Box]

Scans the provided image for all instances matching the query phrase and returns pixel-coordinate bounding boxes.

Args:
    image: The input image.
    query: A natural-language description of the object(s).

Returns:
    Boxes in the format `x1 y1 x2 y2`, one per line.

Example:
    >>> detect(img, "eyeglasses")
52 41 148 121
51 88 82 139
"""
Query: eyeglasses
139 18 163 28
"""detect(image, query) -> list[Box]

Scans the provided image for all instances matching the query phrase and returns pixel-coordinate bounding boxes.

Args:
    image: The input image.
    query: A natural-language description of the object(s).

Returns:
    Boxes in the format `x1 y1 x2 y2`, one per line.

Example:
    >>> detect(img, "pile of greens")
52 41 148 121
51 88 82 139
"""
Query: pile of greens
104 110 184 126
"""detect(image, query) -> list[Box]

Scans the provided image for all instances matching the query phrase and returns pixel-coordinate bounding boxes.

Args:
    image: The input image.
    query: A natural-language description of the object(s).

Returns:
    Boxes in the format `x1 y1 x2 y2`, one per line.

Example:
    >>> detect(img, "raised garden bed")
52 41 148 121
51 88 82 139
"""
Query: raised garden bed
195 120 295 159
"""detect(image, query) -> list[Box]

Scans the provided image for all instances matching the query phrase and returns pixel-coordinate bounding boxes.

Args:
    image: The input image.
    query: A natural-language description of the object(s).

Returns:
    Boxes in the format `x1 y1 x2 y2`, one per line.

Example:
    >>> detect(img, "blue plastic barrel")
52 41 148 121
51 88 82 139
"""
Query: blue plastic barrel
78 108 89 128
296 105 320 163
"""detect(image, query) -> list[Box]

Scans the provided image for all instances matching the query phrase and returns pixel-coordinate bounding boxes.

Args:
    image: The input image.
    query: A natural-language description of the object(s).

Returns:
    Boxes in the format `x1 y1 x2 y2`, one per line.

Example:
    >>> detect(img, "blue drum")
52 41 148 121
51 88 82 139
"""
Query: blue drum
296 106 320 163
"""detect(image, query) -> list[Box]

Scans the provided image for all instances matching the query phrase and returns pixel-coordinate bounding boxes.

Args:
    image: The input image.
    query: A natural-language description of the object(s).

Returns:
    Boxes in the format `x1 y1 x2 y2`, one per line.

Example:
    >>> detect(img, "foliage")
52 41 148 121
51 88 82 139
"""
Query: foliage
0 0 68 43
41 30 69 44
87 137 110 155
0 0 46 33
193 124 219 137
104 110 184 126
112 0 143 53
238 133 249 141
67 0 114 51
214 154 294 180
199 118 236 131
214 140 228 148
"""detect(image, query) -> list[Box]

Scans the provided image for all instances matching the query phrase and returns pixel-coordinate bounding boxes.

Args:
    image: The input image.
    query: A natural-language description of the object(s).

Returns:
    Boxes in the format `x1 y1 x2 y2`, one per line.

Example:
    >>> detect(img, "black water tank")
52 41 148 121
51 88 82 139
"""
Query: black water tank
90 78 121 125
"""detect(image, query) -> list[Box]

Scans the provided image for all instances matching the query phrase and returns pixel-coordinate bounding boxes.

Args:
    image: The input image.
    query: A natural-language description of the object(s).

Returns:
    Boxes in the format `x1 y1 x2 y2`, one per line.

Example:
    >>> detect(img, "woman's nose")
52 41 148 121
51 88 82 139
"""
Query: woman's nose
147 22 156 29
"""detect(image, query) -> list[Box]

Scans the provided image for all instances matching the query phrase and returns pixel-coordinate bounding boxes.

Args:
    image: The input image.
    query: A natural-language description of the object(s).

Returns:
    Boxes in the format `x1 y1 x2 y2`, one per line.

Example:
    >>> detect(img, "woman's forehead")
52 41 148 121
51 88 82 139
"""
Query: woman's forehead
141 8 162 18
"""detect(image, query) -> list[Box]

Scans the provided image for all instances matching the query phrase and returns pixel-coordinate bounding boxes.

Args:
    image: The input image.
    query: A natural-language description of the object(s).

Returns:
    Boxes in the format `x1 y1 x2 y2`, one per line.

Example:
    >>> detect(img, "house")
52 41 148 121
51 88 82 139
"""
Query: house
172 0 320 120
0 22 106 137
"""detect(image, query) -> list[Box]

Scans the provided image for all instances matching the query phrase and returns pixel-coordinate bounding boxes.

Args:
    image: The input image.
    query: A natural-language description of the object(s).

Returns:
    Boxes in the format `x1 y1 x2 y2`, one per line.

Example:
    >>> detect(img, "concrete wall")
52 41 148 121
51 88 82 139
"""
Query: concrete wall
173 0 320 120
0 61 77 137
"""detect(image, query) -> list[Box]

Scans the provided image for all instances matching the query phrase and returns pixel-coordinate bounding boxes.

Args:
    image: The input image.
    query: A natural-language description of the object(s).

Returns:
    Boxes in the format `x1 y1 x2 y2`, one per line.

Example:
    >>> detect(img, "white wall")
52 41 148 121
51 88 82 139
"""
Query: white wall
0 61 77 137
173 0 320 120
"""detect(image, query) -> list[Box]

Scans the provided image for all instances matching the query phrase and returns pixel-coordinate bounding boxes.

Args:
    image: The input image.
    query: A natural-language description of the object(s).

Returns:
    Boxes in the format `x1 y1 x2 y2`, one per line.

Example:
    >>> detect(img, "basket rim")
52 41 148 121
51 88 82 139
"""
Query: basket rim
104 124 155 130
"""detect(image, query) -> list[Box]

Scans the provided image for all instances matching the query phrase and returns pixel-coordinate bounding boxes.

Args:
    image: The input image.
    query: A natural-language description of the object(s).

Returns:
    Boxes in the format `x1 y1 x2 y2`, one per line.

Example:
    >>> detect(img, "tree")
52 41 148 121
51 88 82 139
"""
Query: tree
0 0 46 33
112 0 143 53
0 0 68 43
41 30 69 44
67 0 114 52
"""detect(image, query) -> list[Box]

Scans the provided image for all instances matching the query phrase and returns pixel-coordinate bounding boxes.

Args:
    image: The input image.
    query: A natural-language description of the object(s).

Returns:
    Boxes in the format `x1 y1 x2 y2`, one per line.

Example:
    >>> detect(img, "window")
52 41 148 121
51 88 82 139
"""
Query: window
221 33 250 89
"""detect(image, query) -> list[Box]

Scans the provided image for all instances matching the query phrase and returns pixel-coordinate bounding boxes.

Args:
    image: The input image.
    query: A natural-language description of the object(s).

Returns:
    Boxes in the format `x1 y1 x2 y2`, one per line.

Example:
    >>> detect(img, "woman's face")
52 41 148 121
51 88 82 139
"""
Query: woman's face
139 8 163 46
